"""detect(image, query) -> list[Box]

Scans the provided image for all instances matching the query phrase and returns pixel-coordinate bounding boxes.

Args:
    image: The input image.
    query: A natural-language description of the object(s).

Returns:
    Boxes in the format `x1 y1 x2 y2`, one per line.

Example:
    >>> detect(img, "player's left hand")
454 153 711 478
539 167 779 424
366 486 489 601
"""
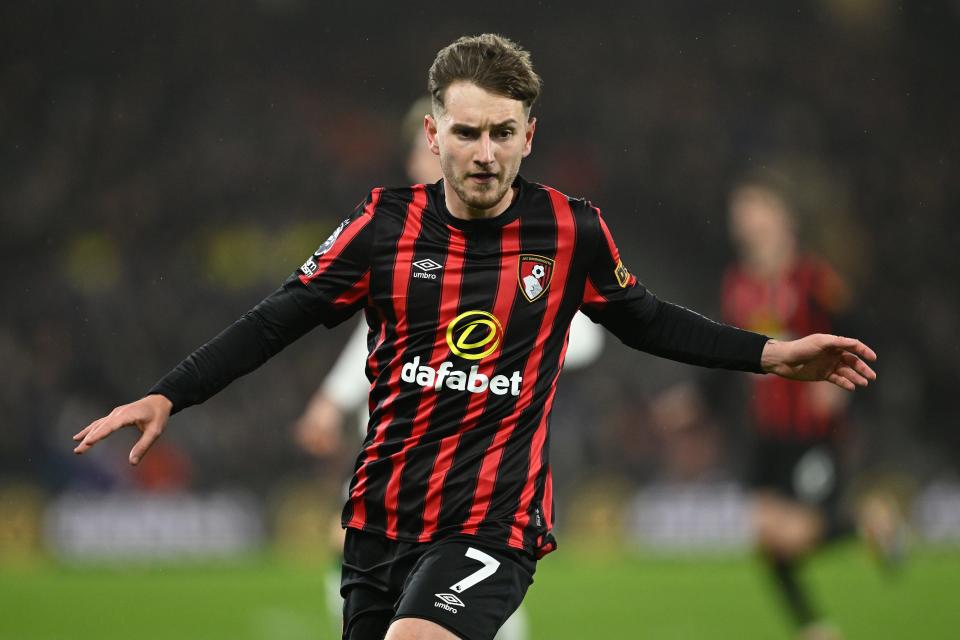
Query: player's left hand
761 334 877 391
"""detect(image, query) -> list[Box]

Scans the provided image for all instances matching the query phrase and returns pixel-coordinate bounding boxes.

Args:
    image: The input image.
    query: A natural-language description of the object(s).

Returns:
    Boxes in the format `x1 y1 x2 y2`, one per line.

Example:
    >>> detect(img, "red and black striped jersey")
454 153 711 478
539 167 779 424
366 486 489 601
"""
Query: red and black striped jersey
722 255 849 441
151 176 769 558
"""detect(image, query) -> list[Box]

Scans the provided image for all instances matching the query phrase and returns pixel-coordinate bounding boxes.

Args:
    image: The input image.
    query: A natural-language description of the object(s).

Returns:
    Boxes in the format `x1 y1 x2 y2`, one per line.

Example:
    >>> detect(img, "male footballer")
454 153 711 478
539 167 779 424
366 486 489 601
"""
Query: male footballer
75 34 877 640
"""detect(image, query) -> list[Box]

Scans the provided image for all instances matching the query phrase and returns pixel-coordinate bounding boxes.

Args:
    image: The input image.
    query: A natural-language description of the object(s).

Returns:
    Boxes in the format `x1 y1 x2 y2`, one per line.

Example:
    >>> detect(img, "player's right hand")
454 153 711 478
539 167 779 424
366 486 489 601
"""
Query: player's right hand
73 394 173 465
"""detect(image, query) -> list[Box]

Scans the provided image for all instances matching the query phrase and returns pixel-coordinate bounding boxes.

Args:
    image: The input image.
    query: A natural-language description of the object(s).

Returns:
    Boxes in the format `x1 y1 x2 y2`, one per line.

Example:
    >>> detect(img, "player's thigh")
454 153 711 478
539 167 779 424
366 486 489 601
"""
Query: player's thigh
392 540 535 640
385 617 461 640
754 492 825 556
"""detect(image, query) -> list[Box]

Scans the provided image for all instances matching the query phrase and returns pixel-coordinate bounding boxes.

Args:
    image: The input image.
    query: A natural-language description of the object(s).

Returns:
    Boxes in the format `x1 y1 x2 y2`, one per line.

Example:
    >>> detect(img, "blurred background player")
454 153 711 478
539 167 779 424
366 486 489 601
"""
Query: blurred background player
291 95 604 639
721 172 899 640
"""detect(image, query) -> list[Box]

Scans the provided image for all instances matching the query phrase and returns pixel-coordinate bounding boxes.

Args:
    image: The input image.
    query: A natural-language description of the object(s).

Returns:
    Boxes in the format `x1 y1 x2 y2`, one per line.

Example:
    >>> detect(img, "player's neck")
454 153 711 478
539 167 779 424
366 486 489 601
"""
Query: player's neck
445 187 517 221
745 244 797 280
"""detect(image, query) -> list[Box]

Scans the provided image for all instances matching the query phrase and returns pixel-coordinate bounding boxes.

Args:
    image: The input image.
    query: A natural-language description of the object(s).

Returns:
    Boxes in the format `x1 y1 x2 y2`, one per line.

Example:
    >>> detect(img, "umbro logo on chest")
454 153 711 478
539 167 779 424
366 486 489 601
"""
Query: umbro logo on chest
412 258 443 280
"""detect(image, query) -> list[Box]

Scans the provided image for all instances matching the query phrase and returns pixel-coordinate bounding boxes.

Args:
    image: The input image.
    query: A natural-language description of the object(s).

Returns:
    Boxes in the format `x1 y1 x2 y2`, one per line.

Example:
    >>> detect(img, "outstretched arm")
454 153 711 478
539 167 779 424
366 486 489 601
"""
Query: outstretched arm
74 190 379 466
761 334 877 391
73 284 322 465
579 206 877 388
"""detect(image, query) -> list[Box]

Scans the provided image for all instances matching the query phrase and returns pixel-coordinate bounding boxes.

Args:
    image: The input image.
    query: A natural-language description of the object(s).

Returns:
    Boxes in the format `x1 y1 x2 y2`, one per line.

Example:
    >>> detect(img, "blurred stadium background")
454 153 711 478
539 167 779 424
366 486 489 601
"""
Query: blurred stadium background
2 1 959 638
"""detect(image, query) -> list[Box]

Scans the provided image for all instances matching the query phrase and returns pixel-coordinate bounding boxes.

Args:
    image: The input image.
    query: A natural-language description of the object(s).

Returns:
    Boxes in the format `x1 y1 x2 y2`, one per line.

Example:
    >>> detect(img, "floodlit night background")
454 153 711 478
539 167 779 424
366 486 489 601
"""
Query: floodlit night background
2 1 959 638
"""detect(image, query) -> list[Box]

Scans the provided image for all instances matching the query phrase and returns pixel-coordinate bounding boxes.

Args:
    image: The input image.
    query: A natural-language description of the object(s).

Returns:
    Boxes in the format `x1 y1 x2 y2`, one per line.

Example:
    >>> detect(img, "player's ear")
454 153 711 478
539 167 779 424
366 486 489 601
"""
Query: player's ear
425 114 440 156
522 117 536 158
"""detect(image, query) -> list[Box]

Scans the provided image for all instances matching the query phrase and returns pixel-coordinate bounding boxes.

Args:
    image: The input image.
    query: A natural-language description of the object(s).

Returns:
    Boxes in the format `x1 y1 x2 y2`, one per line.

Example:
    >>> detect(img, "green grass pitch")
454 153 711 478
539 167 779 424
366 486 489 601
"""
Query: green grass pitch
1 543 958 639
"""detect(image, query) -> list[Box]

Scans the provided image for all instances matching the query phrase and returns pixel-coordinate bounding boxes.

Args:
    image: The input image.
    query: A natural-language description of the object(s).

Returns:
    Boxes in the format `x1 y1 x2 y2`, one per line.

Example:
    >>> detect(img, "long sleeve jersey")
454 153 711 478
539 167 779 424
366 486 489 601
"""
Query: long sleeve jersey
150 176 769 557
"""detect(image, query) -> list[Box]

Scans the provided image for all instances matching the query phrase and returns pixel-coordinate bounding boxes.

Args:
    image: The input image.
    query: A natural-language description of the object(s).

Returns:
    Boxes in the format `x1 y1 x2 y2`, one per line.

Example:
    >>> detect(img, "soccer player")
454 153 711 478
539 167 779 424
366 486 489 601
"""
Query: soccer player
293 95 594 640
74 34 877 640
721 175 891 640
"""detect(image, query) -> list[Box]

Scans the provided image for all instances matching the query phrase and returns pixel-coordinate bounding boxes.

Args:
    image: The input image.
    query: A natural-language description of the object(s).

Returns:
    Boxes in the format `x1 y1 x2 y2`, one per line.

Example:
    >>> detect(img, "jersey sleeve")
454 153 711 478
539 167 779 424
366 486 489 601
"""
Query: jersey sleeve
147 191 378 414
579 206 768 373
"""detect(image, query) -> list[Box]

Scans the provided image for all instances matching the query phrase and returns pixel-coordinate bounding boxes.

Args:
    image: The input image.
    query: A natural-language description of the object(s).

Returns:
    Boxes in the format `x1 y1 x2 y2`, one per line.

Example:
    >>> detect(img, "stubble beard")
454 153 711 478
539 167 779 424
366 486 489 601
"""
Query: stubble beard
462 178 510 211
444 162 516 216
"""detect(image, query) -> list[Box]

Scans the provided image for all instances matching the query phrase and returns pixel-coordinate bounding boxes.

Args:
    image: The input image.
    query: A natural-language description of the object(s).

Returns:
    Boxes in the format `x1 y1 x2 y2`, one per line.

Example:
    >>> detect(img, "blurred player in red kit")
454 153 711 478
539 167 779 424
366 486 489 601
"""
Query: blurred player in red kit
723 174 897 640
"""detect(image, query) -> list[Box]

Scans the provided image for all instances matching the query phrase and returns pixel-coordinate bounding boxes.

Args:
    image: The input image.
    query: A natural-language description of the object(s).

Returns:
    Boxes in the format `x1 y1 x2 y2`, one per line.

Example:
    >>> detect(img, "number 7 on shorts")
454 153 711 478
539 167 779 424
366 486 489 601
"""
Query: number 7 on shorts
450 547 501 594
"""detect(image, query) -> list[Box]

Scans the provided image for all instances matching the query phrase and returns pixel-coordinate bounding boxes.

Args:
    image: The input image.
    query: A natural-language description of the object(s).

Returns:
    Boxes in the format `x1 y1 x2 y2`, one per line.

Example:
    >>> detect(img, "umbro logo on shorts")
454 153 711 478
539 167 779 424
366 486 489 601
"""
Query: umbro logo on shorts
434 592 465 614
435 593 465 607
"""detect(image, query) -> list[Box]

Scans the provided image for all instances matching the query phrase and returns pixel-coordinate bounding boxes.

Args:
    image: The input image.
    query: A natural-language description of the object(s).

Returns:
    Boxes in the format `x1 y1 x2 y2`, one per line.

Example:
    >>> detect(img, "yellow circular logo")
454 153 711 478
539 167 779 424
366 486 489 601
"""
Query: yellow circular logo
445 310 504 360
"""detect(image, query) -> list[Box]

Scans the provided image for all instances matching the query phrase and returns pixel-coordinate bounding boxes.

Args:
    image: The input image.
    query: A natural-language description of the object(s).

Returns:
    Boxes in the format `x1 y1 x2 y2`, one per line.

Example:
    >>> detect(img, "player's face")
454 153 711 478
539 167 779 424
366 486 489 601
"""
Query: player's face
728 186 796 265
425 81 536 218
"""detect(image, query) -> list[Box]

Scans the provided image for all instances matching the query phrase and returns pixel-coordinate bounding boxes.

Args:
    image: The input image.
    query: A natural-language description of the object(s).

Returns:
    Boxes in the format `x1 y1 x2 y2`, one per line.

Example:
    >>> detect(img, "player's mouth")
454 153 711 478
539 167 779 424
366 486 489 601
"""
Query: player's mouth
467 172 497 184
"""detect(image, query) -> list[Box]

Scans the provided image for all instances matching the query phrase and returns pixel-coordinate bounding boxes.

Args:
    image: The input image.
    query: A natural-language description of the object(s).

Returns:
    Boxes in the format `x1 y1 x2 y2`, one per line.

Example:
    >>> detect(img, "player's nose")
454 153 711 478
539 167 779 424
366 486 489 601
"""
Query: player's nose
475 132 495 164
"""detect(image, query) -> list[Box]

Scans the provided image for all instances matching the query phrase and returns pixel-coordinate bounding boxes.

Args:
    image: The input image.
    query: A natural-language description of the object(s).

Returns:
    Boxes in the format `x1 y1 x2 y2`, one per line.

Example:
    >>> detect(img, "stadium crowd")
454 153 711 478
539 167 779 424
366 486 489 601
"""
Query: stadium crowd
2 1 957 525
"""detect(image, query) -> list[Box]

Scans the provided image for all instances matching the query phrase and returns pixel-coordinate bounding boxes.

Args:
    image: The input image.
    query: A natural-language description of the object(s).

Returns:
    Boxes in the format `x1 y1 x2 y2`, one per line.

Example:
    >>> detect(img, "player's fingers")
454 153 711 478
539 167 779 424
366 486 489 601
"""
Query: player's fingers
835 364 869 388
73 415 132 454
833 336 877 362
841 352 877 381
73 418 103 441
129 428 162 466
73 419 107 454
827 372 855 391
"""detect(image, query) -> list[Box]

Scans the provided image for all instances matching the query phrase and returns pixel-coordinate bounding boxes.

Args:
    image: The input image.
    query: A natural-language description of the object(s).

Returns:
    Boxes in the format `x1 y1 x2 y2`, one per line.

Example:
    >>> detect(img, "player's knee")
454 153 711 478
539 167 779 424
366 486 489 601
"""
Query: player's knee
757 514 823 559
752 500 783 550
754 499 824 558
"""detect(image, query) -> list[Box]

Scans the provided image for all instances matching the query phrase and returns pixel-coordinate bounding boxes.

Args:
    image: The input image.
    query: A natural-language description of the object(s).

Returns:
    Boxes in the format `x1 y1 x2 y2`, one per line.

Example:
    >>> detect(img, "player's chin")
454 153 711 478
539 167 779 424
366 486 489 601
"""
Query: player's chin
466 184 508 207
463 191 500 210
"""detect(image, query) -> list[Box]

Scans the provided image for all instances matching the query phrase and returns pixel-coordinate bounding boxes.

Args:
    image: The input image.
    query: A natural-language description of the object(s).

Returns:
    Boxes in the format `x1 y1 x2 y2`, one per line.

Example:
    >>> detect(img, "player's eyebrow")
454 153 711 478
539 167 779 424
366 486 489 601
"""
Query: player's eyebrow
450 118 519 133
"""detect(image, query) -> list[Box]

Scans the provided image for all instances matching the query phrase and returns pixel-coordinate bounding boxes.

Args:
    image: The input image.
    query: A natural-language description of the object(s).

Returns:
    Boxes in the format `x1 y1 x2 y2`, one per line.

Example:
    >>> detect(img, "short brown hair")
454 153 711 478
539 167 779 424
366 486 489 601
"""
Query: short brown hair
428 34 542 115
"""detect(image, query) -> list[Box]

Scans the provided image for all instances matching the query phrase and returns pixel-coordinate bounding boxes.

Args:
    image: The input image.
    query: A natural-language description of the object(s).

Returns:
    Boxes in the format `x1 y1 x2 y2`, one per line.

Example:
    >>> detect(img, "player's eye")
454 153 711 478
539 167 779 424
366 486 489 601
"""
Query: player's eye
494 129 514 140
453 128 478 140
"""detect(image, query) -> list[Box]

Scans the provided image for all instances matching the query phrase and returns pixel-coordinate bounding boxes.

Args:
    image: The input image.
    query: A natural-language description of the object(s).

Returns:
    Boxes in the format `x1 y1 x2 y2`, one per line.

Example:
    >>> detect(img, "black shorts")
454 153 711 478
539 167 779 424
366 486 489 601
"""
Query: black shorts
341 528 536 640
747 436 843 512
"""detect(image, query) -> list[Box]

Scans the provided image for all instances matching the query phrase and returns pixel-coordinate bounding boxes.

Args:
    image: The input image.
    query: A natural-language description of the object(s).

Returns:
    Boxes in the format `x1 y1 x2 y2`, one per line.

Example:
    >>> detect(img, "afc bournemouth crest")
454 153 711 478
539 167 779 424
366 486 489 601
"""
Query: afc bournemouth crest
518 254 554 303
